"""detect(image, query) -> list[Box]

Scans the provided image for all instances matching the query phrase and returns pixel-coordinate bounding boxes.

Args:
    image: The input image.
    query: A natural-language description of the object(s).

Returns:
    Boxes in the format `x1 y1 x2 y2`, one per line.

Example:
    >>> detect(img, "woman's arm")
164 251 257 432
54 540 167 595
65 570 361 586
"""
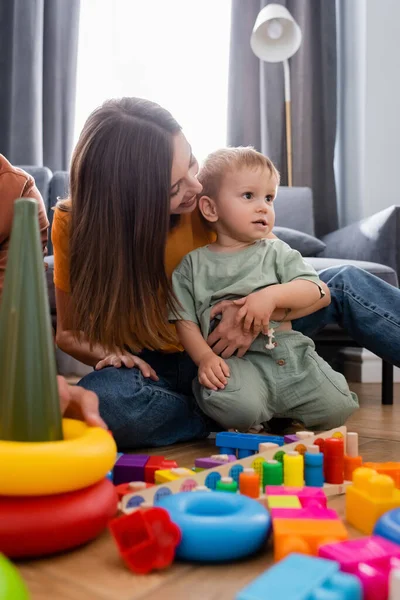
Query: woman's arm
55 287 107 366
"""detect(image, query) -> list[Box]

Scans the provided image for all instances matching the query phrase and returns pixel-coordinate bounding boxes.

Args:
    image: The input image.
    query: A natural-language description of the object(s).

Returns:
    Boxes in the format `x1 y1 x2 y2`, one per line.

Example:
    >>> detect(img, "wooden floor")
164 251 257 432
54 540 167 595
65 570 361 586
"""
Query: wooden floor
18 383 400 600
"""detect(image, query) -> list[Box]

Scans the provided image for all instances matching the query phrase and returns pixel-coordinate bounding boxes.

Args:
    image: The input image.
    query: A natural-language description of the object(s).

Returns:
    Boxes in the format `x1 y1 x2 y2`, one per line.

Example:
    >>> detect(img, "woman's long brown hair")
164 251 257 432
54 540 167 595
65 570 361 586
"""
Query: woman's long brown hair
66 97 181 352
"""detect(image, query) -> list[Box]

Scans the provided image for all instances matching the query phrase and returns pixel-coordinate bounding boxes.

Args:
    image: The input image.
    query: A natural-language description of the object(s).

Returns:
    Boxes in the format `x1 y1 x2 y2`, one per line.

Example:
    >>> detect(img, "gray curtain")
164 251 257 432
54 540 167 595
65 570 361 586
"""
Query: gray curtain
228 0 338 237
0 0 80 171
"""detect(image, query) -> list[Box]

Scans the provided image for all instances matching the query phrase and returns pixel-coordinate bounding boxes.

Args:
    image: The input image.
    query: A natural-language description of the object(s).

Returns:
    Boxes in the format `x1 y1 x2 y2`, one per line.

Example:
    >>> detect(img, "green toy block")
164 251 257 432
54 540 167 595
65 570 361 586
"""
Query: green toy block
0 199 63 441
0 554 29 599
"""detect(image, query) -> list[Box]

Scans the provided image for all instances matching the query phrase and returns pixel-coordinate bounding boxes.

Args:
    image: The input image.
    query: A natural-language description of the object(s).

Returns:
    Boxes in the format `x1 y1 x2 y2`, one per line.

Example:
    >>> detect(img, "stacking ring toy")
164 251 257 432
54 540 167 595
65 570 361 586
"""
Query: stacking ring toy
0 419 116 496
0 479 118 558
158 491 271 562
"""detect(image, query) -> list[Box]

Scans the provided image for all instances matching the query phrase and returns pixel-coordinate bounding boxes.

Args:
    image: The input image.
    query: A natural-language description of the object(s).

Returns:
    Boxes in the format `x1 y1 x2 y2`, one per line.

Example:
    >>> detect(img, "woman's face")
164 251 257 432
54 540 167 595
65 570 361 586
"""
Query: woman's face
169 132 203 214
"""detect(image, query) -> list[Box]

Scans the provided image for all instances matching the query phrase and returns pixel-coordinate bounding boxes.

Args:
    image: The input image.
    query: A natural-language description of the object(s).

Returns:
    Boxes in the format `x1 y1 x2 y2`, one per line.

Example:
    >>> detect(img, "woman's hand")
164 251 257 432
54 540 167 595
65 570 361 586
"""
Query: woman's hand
233 287 278 335
207 301 257 359
95 352 159 380
57 376 107 429
198 351 230 391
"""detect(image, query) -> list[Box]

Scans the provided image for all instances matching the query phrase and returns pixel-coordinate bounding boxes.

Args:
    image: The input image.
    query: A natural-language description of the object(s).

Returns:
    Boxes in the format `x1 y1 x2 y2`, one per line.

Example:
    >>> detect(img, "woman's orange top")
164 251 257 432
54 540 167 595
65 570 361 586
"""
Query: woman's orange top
51 206 215 352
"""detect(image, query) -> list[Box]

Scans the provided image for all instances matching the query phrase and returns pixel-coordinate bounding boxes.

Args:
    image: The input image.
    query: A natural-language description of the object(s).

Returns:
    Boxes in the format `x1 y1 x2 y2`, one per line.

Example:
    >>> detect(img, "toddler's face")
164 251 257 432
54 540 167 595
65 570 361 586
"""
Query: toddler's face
214 167 278 242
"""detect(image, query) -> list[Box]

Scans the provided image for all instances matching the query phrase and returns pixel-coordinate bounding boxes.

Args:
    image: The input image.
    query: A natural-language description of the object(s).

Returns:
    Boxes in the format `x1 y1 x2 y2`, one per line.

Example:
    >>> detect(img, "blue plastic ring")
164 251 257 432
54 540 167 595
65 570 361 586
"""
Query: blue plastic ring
158 491 271 562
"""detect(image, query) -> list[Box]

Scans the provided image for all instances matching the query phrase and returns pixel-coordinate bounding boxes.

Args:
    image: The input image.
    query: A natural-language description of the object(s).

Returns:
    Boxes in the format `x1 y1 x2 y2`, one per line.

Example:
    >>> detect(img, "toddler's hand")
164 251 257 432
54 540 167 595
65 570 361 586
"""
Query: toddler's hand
95 352 158 381
234 288 278 335
198 352 230 391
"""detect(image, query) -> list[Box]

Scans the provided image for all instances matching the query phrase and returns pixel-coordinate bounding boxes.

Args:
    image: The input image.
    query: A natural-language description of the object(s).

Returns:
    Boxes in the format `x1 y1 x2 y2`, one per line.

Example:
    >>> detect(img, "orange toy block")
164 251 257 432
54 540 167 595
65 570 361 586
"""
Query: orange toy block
273 518 348 562
363 462 400 488
346 467 400 534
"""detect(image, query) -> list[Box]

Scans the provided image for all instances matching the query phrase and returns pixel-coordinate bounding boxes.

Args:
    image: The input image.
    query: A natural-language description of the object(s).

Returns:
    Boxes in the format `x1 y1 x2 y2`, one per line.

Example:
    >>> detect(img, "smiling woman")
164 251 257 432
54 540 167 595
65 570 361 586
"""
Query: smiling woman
74 0 232 162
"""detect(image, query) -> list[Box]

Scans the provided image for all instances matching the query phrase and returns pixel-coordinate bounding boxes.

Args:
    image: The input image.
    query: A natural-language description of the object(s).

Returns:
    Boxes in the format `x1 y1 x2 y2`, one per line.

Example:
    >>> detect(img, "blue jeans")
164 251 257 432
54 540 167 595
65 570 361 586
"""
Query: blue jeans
79 266 400 448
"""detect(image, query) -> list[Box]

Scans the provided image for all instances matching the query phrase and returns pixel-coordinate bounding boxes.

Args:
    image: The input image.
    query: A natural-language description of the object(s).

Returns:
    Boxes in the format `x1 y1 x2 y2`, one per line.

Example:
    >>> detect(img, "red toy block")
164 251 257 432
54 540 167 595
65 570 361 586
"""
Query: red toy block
144 456 178 483
109 507 181 574
115 481 153 500
324 438 345 484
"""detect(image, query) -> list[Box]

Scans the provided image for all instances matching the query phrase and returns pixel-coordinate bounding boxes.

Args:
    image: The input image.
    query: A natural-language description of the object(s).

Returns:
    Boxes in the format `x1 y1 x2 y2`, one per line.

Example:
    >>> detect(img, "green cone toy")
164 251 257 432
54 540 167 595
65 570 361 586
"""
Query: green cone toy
0 198 63 441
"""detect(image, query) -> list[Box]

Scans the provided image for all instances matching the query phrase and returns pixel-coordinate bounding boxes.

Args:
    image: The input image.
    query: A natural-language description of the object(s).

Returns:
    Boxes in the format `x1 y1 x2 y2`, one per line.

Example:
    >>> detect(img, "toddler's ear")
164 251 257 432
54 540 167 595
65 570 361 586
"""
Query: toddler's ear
198 195 218 223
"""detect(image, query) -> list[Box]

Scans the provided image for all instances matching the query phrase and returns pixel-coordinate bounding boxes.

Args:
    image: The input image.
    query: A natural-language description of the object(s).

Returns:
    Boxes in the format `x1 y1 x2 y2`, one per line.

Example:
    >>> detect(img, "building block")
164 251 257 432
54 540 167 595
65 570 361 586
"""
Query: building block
390 568 400 600
283 451 304 487
195 454 236 469
144 456 178 483
266 486 327 508
263 459 283 486
304 450 324 487
113 455 150 485
271 506 338 520
115 481 153 500
374 507 400 545
258 442 279 453
239 468 260 498
364 462 400 488
284 434 299 444
267 495 302 509
324 437 345 484
216 477 238 493
236 553 362 600
109 507 181 574
319 536 400 600
273 518 348 562
216 432 284 457
346 467 400 534
155 468 193 484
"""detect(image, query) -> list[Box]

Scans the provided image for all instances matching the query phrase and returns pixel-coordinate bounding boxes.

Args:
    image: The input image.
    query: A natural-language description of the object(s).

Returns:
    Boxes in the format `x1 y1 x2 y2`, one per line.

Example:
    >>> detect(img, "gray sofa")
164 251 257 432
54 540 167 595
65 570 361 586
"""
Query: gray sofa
23 166 399 404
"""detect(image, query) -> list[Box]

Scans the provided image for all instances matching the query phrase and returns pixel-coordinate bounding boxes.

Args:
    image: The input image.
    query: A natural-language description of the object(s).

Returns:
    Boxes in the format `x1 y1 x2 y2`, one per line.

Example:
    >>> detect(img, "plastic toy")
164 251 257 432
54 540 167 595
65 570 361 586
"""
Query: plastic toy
283 451 303 486
115 481 153 500
109 506 181 574
216 431 284 458
0 418 116 496
283 434 299 444
0 199 118 558
364 462 400 488
344 432 363 480
273 517 348 562
120 427 349 512
374 507 400 545
324 437 345 484
113 454 150 485
265 486 327 508
0 198 63 442
0 554 29 600
158 491 271 562
390 569 400 600
267 495 302 509
270 506 338 520
236 553 362 600
144 456 178 483
319 535 400 600
263 459 283 486
239 468 260 498
304 446 324 487
155 467 193 484
346 467 400 534
195 454 236 469
216 477 238 493
0 479 118 558
258 442 279 453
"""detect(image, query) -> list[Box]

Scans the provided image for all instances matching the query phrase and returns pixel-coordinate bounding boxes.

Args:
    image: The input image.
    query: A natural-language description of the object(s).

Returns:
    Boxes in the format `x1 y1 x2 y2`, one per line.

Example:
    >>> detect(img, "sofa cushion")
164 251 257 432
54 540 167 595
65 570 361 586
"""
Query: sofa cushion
306 257 398 287
273 227 326 257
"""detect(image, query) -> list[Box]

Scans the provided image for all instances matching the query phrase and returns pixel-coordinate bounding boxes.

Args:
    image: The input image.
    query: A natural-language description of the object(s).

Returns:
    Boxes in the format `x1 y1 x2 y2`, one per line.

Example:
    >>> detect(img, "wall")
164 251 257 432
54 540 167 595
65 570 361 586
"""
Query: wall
336 0 400 225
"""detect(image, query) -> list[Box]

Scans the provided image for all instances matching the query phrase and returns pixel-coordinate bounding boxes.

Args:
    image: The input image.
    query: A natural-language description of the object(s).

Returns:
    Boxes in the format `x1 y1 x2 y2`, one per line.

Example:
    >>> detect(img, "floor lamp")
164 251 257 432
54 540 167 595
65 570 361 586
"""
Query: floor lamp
250 4 302 187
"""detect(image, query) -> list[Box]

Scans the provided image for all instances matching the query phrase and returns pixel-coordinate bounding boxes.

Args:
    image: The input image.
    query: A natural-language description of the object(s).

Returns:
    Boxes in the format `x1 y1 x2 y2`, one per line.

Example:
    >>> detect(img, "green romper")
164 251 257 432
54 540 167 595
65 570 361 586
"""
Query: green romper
171 239 359 431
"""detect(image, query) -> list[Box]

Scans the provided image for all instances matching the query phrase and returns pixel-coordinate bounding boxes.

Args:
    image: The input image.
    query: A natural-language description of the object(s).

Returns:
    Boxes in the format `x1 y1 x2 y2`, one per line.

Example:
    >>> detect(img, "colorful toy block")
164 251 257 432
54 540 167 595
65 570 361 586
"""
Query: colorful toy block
109 507 181 574
346 467 400 534
273 517 348 562
344 432 363 481
267 495 302 509
262 459 283 486
304 449 324 487
113 455 150 485
236 553 362 600
144 456 178 483
364 462 400 488
154 468 193 484
266 486 327 508
239 468 260 498
258 442 279 453
115 481 153 500
216 432 284 458
283 434 299 444
283 451 304 487
216 477 238 493
374 507 400 545
270 506 338 520
195 454 236 469
324 437 345 484
390 569 400 600
319 536 400 600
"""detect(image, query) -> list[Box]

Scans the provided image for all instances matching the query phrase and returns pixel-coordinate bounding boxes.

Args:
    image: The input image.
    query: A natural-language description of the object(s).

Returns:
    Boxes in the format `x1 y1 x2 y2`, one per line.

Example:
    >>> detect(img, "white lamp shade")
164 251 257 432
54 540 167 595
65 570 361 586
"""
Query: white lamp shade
250 3 302 63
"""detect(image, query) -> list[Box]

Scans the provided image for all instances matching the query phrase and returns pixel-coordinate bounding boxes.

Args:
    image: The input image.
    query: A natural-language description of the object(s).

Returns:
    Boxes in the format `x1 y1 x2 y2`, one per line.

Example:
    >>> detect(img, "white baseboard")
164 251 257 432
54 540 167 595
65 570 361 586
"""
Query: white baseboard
341 347 400 383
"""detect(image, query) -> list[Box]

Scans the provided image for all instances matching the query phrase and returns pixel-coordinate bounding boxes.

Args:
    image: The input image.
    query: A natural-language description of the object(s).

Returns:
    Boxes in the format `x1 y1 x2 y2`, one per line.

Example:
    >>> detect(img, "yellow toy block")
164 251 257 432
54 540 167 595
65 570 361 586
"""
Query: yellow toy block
154 467 193 484
346 467 400 534
267 495 302 509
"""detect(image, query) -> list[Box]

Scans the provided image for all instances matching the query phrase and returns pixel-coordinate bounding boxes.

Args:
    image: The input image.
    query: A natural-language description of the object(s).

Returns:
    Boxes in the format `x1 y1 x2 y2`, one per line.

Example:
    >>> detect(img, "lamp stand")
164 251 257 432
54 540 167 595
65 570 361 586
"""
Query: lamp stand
283 59 293 187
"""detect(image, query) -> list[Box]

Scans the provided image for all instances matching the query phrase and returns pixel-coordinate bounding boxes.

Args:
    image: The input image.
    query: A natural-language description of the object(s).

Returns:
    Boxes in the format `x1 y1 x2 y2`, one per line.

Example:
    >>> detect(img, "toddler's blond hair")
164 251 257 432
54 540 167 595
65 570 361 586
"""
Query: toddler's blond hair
198 147 280 200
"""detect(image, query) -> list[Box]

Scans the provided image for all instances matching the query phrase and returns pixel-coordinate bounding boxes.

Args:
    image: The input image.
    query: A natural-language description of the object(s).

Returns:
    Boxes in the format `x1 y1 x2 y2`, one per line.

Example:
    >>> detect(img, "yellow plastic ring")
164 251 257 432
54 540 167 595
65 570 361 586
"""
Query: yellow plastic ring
0 419 116 496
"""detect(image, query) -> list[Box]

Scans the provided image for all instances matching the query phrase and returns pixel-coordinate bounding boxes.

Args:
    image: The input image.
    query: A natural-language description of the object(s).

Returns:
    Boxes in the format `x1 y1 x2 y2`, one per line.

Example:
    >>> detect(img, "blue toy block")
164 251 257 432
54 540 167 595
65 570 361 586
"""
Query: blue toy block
374 507 400 545
216 432 284 457
236 554 362 600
